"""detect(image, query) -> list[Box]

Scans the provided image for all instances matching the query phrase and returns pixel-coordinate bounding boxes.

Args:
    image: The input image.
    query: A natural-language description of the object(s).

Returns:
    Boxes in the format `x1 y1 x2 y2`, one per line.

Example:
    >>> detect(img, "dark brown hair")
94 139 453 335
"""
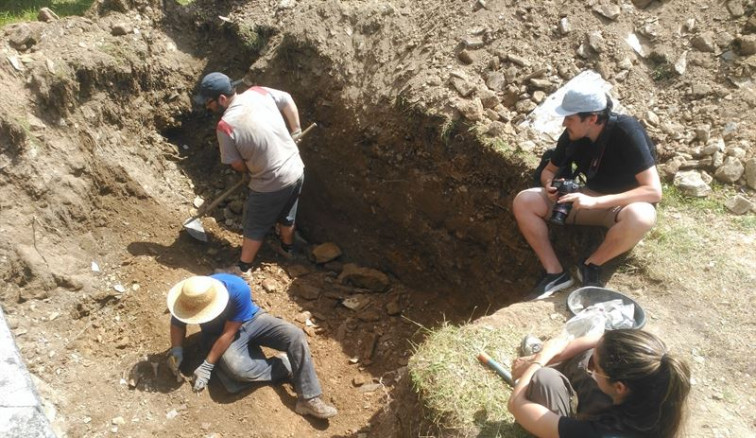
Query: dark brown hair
596 329 691 438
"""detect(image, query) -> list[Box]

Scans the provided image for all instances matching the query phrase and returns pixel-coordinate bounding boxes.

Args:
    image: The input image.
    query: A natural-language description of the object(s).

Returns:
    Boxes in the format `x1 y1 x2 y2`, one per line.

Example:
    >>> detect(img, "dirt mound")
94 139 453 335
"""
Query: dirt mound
0 0 754 436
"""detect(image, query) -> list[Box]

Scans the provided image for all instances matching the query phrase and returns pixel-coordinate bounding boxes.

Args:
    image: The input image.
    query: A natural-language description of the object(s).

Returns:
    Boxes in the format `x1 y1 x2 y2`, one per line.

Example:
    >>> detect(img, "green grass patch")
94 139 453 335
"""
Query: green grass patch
636 185 754 288
660 183 725 213
0 0 94 27
409 322 530 437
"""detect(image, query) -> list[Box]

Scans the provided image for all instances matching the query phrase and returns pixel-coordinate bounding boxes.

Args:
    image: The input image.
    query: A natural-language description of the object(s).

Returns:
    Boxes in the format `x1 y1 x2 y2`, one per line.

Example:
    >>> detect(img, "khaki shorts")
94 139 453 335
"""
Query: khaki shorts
537 187 623 229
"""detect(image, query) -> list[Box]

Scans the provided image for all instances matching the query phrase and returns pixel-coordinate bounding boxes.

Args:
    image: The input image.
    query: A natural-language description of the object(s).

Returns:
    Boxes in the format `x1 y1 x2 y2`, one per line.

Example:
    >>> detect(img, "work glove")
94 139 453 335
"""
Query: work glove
167 347 183 381
192 360 215 392
291 128 302 142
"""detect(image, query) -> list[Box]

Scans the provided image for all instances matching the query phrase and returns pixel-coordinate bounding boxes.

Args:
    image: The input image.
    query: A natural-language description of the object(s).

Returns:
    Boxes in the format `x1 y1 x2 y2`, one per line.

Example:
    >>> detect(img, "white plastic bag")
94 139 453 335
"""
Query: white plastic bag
563 299 636 340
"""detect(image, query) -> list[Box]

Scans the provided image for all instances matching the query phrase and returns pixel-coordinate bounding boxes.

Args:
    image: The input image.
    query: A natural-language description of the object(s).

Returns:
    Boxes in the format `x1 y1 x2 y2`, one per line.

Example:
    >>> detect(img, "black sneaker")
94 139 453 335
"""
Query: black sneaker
576 259 602 286
527 271 573 300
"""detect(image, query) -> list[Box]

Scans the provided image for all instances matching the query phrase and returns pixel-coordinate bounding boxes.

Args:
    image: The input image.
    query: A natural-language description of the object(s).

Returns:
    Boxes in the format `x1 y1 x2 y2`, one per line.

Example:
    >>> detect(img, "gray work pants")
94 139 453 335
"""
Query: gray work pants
206 312 322 399
526 349 613 417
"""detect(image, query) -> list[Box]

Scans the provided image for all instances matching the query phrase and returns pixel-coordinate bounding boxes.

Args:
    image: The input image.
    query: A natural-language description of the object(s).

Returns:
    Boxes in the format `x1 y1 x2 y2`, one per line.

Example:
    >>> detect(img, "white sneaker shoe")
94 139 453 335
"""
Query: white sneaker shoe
295 396 338 419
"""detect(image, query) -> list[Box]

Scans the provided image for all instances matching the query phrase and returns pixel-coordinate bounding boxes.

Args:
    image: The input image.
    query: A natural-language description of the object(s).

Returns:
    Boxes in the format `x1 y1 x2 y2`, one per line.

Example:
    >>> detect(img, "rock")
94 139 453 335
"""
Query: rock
278 0 296 10
646 111 660 126
532 90 546 103
357 309 381 322
507 54 530 67
386 295 402 315
593 4 621 20
726 146 746 160
734 35 756 56
515 98 537 113
352 374 368 386
111 23 133 36
9 24 38 50
684 19 697 33
745 158 756 189
285 264 311 278
618 57 634 70
559 18 571 35
673 170 711 197
450 77 475 97
691 33 717 53
358 383 383 393
478 88 499 108
529 78 551 90
484 71 506 91
455 98 484 121
193 196 204 208
484 108 500 121
726 0 745 18
702 138 723 155
261 278 277 293
518 141 537 153
714 157 745 183
485 121 508 137
722 122 739 140
674 51 688 75
587 31 606 53
342 295 369 311
311 242 342 264
746 15 756 34
458 49 474 64
461 37 484 49
37 8 60 22
338 263 390 292
725 195 754 215
631 0 653 8
689 83 712 99
695 125 712 143
291 283 321 300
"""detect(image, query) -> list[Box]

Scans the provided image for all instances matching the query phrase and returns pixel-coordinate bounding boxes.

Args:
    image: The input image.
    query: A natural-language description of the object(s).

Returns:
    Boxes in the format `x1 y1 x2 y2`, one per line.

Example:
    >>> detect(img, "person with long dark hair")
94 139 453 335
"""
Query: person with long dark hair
507 329 690 437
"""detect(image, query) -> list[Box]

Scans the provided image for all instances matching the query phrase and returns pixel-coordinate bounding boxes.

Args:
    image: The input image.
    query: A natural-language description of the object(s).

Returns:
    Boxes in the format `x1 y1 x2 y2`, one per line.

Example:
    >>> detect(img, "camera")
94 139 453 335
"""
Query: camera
549 179 581 225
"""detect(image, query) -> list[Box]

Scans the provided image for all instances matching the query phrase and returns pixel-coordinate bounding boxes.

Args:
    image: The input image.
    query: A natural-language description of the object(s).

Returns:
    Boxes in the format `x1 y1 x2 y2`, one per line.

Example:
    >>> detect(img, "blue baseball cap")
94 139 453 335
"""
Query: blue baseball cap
193 72 234 105
554 87 607 116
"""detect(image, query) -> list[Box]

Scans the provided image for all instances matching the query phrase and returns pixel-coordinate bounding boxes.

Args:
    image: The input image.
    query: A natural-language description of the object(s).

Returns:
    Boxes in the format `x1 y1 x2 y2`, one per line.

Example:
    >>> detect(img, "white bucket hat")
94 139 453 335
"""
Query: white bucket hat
167 276 229 324
554 86 607 116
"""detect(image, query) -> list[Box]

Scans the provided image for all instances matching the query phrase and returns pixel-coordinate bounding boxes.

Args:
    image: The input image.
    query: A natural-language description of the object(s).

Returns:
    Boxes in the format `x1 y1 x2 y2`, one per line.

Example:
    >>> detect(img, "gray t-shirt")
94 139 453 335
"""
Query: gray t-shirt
217 86 304 192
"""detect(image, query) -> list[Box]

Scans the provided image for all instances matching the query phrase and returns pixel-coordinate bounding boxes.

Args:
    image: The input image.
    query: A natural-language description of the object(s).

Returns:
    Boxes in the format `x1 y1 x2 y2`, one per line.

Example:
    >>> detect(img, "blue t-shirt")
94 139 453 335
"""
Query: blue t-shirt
171 273 260 336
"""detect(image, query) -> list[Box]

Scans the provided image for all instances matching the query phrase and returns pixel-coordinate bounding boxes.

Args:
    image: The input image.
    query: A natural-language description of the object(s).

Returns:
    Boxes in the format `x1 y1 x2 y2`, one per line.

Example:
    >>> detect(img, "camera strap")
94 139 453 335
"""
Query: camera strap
586 113 617 180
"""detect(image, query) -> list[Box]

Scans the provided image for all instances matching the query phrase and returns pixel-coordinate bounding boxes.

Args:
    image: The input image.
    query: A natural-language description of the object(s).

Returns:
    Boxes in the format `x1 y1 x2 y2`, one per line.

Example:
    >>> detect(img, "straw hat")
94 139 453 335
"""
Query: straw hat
167 276 229 324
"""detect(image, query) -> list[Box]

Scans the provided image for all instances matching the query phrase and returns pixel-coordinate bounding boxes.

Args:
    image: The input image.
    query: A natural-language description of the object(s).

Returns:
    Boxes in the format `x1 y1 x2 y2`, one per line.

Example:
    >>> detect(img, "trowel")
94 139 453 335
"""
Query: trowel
182 123 317 242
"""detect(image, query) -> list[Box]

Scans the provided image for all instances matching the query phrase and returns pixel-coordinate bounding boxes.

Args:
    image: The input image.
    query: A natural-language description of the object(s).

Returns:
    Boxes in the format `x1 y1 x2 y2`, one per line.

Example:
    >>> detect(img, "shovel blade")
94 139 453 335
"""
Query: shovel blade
183 217 208 242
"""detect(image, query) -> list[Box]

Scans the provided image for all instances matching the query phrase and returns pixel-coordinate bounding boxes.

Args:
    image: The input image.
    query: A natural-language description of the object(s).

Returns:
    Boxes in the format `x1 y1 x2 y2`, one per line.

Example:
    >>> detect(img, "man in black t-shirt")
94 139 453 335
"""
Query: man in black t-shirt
513 86 661 298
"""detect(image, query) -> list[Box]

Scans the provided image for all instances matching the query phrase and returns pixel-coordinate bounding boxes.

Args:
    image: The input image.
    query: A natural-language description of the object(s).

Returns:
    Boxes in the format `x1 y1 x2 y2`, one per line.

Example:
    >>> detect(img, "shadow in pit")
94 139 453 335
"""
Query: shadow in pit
125 334 204 394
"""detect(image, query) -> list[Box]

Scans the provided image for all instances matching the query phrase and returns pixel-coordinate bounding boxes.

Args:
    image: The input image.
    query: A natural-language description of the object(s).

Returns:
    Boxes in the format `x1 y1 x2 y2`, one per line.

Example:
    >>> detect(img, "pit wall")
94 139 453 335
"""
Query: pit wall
243 35 539 301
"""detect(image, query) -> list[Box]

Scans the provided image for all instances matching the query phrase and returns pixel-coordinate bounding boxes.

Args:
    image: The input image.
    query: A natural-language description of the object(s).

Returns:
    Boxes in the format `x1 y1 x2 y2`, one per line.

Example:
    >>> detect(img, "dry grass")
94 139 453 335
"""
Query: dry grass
408 322 531 438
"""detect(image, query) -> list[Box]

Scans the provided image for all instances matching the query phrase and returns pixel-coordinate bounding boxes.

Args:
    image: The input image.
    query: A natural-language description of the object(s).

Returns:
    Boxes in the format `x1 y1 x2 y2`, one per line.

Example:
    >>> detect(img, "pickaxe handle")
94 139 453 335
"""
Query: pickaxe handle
188 122 317 220
477 352 515 387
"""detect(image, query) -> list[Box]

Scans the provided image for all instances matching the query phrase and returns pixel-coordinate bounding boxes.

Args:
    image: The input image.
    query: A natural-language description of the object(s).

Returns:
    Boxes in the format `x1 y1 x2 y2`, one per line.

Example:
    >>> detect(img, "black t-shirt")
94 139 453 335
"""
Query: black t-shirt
550 114 656 194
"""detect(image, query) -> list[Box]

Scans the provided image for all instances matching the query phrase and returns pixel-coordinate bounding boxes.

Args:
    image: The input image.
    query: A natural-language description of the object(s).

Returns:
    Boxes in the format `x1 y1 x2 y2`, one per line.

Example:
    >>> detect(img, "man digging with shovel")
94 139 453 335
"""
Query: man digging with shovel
195 72 306 278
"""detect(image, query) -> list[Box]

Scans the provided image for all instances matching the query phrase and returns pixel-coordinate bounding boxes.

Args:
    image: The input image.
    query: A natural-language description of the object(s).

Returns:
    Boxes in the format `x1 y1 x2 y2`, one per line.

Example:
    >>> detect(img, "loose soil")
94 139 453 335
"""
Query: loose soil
0 0 754 437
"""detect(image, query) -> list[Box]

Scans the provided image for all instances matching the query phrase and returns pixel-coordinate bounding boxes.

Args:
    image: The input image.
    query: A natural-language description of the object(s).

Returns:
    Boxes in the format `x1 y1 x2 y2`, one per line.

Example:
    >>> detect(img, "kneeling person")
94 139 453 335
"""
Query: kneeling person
166 274 337 419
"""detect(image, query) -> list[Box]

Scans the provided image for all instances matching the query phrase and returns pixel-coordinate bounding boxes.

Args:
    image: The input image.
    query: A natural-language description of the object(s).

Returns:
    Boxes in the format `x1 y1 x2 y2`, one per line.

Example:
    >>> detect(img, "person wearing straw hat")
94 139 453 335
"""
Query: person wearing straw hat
513 86 661 300
166 273 337 419
194 71 306 276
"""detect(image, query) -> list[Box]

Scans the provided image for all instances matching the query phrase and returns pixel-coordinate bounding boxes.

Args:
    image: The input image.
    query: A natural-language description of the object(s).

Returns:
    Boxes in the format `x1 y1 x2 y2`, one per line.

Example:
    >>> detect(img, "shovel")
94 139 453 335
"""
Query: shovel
182 123 317 242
